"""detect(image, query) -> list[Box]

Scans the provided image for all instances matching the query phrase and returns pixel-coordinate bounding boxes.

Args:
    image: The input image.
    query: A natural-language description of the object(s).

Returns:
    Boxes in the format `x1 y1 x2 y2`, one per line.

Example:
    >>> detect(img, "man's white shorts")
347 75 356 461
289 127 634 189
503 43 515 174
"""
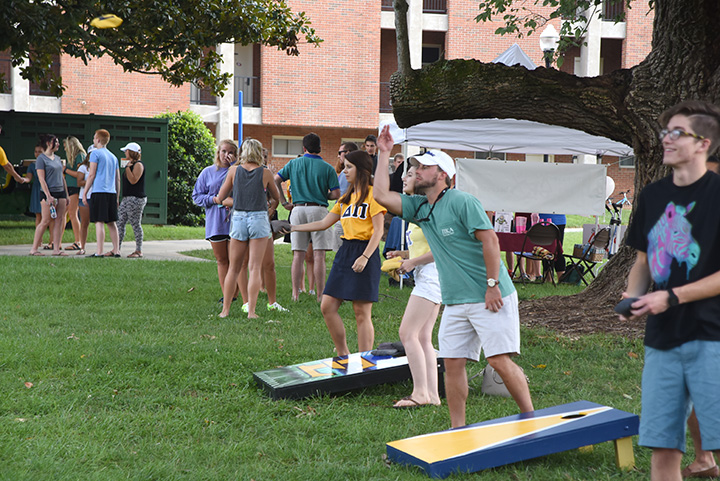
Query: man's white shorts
438 291 520 360
289 205 334 251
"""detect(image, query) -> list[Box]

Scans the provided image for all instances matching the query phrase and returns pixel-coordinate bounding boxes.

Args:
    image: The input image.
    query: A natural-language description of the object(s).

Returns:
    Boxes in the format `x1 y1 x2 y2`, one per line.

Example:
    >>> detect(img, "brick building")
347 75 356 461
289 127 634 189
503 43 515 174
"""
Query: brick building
1 0 653 200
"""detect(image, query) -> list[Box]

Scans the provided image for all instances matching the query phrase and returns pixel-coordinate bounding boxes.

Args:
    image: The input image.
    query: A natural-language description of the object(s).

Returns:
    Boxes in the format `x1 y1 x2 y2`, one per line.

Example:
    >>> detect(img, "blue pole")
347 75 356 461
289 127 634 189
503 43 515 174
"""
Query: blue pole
238 90 243 143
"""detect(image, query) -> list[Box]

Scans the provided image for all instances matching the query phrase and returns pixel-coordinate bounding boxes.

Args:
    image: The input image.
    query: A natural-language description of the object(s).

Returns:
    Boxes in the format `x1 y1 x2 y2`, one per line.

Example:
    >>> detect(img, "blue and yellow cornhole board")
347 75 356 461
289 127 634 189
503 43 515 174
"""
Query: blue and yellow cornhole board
254 351 438 400
387 400 639 478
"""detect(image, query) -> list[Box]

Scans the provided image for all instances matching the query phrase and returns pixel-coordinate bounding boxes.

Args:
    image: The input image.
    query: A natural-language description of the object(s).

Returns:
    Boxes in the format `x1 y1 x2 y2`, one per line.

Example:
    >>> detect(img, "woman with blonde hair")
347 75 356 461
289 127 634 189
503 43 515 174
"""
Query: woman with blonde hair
215 139 280 319
74 146 93 255
193 139 239 301
386 164 442 408
62 136 87 251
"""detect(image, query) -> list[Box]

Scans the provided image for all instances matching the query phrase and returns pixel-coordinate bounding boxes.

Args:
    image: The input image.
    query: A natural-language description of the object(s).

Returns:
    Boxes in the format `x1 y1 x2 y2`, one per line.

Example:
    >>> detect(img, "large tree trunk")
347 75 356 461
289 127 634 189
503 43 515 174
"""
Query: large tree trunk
391 0 720 309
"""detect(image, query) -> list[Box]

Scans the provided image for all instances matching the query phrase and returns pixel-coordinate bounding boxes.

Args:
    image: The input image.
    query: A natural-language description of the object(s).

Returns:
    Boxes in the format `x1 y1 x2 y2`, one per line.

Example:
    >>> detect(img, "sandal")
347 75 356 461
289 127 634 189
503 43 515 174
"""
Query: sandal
43 243 54 250
77 249 85 255
52 252 68 256
127 251 143 258
28 251 45 256
104 252 121 258
65 242 82 251
393 396 423 409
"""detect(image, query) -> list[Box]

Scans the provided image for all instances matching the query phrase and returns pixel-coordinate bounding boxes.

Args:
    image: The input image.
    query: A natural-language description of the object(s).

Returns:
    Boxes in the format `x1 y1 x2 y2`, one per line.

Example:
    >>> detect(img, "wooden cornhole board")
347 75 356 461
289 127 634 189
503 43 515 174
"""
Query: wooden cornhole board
386 400 639 478
254 351 443 400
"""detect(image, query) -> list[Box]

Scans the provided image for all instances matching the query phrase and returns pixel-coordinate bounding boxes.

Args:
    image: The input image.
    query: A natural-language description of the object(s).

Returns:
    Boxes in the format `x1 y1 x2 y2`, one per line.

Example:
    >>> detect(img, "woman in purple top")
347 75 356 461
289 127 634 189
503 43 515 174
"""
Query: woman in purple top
193 139 238 299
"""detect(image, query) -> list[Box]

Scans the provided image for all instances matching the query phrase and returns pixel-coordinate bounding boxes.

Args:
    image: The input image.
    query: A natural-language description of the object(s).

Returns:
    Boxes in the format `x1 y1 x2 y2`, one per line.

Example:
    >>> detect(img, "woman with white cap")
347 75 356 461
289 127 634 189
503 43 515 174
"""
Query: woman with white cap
117 142 147 257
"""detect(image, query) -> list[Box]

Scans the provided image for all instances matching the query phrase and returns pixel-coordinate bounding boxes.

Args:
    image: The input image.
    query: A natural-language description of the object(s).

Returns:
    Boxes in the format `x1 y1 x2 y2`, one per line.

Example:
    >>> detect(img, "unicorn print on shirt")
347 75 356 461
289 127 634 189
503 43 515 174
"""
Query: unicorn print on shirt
647 201 700 287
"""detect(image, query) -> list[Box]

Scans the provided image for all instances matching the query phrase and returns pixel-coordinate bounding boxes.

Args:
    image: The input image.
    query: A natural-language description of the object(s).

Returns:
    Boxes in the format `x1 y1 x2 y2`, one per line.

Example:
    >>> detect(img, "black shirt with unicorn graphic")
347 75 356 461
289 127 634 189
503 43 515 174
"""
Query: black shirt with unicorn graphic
627 171 720 349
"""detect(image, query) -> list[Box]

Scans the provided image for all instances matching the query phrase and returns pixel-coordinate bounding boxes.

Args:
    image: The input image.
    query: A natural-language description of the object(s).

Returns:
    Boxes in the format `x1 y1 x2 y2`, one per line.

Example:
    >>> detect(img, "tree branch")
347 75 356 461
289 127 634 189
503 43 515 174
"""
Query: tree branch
394 0 411 75
390 59 635 145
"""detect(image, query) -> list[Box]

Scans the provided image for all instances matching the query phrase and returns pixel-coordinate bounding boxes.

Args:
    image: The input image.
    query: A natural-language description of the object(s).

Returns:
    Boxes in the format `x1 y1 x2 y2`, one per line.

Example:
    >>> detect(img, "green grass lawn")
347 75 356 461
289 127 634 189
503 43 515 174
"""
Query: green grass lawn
1 211 696 480
0 253 654 480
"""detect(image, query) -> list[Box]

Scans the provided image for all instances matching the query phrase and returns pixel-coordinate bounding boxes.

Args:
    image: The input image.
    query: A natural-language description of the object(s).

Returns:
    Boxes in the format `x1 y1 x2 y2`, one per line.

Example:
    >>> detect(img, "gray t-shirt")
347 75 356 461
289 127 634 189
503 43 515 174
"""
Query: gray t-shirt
35 153 65 192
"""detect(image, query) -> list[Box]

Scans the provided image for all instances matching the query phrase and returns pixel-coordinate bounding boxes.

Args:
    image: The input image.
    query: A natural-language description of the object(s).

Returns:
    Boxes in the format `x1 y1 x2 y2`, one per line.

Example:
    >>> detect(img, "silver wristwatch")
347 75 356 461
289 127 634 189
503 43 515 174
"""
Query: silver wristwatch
487 278 498 288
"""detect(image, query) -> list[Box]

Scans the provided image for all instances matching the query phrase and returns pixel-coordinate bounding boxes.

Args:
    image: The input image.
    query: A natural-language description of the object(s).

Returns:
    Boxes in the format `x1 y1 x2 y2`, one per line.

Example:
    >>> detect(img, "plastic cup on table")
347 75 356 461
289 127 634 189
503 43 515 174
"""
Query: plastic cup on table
515 217 526 233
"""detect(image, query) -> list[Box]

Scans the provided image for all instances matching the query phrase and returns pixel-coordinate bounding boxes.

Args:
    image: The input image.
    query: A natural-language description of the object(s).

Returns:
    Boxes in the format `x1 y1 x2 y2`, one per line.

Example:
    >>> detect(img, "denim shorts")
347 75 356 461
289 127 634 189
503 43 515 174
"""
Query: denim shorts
230 210 271 241
640 340 720 451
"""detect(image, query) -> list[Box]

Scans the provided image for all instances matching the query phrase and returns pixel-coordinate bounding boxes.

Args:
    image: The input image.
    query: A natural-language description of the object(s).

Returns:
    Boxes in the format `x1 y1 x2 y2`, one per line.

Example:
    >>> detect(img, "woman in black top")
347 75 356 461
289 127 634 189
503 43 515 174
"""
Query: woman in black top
117 142 147 258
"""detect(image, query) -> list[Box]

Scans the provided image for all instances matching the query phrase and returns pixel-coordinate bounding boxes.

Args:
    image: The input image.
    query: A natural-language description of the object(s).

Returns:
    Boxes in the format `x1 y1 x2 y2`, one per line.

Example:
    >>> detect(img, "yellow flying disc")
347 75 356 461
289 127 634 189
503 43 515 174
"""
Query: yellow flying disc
90 14 123 29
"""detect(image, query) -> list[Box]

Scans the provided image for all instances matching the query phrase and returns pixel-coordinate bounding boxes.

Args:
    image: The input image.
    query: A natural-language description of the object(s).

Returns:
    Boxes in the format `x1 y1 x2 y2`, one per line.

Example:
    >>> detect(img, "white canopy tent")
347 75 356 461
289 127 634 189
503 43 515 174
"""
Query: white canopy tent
381 118 634 157
380 43 633 217
379 118 632 215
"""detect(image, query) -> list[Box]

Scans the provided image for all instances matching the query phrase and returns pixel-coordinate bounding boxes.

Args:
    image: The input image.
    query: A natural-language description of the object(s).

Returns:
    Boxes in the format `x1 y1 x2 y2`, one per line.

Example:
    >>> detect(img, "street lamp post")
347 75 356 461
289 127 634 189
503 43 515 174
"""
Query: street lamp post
539 25 560 162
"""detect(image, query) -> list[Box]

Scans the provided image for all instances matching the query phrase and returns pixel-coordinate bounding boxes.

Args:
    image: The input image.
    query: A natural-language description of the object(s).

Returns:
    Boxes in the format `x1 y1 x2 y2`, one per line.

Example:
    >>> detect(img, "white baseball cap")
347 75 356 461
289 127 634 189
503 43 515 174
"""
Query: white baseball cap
120 142 141 153
409 150 456 178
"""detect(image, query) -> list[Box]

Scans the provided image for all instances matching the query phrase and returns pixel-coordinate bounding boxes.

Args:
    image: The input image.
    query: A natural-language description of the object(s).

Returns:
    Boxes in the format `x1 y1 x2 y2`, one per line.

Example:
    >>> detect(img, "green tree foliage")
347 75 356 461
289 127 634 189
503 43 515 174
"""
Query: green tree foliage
156 111 216 226
0 0 321 96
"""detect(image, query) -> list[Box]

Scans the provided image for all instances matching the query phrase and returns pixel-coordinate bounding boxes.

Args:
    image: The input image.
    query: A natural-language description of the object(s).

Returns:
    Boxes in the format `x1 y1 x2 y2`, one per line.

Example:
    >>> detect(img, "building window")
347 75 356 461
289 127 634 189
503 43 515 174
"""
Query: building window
475 151 506 161
341 138 365 150
29 54 61 96
273 137 304 158
422 45 443 66
619 155 635 168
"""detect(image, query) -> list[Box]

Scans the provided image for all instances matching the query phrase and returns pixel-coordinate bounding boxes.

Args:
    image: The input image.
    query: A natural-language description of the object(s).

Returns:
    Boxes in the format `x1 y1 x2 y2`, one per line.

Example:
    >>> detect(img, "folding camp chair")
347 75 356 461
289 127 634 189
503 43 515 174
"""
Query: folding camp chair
563 228 611 286
512 222 561 286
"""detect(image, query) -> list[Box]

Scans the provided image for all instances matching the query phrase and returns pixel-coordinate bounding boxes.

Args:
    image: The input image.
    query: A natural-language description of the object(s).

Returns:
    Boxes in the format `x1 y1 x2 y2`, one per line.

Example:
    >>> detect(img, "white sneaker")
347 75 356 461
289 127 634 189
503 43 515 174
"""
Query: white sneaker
267 302 288 312
308 290 316 296
241 303 249 313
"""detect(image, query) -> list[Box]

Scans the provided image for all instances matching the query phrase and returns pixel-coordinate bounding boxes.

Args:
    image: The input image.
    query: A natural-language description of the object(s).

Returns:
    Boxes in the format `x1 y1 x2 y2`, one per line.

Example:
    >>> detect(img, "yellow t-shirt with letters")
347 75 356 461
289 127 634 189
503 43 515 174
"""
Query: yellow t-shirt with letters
0 146 8 166
330 186 386 241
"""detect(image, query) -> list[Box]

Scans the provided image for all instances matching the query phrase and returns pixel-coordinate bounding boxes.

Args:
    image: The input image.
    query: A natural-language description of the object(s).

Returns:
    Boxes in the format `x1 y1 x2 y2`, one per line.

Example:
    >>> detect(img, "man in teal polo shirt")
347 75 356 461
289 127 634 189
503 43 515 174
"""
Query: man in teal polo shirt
374 125 533 428
275 133 340 302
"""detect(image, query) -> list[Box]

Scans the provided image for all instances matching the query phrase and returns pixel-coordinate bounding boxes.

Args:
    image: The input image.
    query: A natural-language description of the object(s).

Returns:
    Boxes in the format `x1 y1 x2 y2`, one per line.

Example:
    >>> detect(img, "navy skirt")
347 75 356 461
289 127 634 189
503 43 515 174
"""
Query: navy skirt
324 239 380 302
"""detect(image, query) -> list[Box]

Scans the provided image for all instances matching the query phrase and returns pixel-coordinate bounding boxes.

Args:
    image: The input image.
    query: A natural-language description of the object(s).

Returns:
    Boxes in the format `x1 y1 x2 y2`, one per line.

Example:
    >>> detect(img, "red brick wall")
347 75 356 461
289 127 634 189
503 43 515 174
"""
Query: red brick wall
622 0 654 67
240 124 397 173
446 0 557 66
260 0 381 129
60 55 188 116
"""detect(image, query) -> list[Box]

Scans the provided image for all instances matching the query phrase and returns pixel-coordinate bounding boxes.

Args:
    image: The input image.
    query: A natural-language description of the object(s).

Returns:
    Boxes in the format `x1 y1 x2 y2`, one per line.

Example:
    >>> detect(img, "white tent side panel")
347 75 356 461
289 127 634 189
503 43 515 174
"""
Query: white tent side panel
455 159 607 216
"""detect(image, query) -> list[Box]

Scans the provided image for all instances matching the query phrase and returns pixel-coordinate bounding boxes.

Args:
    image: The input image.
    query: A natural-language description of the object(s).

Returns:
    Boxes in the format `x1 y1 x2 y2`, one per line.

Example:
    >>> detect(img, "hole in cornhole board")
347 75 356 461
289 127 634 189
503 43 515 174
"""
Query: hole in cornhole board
561 413 587 419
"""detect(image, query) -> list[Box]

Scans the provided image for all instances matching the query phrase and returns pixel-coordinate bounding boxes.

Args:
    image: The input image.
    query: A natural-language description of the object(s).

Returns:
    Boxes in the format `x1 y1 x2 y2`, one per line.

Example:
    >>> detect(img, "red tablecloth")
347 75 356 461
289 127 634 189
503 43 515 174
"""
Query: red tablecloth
496 232 562 255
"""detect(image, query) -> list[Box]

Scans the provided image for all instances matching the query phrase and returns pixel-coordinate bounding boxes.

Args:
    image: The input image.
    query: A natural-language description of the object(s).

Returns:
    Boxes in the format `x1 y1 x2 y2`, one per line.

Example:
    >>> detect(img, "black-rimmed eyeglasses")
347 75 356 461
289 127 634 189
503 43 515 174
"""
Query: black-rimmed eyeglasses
659 129 706 141
414 188 448 223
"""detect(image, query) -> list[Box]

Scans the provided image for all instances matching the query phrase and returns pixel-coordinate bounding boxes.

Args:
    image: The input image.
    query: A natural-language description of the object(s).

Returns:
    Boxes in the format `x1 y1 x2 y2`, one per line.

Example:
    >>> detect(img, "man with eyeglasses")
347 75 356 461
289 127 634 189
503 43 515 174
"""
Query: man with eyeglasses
621 100 720 480
374 126 533 428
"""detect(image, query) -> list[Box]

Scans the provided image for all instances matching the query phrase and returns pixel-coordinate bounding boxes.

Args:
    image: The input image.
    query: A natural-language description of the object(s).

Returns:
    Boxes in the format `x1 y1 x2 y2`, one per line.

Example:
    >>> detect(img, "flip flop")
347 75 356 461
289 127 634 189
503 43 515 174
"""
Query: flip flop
127 251 143 258
393 396 423 409
42 243 54 250
104 252 121 258
86 253 104 258
28 251 45 256
65 242 82 251
681 465 720 478
52 252 68 256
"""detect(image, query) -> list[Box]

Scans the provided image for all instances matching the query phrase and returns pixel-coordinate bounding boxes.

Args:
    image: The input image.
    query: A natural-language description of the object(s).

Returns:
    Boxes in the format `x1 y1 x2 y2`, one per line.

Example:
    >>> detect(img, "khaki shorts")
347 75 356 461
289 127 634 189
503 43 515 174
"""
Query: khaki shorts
290 205 335 251
438 291 520 360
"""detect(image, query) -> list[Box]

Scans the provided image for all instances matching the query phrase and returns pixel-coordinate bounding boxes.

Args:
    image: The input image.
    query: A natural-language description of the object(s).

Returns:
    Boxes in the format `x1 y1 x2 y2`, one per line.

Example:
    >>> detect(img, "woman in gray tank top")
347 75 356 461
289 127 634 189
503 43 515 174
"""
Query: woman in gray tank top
213 139 281 319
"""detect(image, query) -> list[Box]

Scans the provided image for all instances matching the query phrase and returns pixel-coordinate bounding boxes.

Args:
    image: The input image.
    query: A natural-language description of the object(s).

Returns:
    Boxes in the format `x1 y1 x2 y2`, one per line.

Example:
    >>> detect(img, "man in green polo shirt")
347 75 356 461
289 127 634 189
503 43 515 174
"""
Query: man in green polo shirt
373 125 533 428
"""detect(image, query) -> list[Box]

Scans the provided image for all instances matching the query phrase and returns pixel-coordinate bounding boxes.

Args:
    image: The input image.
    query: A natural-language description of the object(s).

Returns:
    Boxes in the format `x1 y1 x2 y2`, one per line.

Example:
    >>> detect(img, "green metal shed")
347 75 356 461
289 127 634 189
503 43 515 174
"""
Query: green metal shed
0 111 168 224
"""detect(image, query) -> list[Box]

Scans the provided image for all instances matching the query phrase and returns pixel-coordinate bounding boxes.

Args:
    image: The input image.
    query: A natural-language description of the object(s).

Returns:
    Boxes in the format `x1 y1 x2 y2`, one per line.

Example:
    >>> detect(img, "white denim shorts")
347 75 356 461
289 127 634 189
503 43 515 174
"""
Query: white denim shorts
410 262 441 305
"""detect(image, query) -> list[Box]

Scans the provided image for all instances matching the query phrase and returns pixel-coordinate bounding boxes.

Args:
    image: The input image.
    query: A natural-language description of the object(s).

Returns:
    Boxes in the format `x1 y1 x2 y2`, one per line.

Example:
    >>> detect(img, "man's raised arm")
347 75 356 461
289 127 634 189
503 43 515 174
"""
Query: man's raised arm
373 125 403 215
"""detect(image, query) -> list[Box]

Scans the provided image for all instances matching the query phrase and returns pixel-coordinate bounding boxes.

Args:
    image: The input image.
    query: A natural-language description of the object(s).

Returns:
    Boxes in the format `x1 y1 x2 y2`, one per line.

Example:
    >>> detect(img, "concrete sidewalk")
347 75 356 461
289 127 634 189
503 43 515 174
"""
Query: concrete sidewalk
0 239 213 262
